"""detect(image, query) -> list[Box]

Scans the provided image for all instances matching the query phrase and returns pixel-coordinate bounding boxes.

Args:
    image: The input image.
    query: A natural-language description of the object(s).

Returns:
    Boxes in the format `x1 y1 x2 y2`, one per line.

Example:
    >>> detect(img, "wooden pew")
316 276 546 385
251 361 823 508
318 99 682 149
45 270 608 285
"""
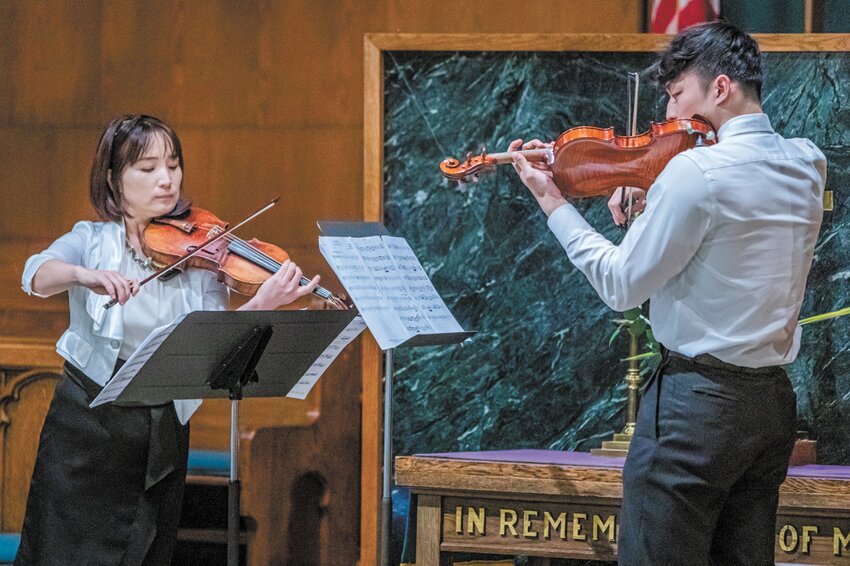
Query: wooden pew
0 339 63 535
240 345 362 566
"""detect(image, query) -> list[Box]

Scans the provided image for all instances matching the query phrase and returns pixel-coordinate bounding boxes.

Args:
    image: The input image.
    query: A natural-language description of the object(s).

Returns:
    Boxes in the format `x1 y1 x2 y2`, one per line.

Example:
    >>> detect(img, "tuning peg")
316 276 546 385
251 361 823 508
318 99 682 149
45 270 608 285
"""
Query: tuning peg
706 131 716 141
472 173 480 183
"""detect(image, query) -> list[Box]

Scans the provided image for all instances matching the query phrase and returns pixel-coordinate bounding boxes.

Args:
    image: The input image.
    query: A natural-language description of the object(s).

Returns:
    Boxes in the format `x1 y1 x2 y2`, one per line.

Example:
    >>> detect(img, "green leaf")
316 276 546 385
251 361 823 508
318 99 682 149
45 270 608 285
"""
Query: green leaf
800 307 850 325
630 318 647 337
623 308 640 321
621 352 658 362
609 325 623 346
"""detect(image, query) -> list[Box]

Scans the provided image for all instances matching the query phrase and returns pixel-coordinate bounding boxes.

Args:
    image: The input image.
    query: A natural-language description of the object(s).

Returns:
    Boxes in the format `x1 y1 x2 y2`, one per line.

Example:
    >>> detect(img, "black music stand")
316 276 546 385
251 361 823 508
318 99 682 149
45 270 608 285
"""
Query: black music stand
108 309 359 566
318 221 474 566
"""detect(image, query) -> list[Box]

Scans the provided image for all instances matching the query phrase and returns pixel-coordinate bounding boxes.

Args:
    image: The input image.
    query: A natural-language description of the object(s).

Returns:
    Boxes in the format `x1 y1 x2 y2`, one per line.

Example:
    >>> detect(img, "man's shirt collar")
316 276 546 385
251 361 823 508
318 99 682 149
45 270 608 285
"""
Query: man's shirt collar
717 112 774 142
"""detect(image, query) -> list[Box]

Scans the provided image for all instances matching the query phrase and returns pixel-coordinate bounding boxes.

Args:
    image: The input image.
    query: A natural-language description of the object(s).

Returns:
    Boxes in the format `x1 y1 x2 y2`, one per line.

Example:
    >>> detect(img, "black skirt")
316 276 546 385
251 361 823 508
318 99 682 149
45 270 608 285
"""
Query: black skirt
15 363 190 566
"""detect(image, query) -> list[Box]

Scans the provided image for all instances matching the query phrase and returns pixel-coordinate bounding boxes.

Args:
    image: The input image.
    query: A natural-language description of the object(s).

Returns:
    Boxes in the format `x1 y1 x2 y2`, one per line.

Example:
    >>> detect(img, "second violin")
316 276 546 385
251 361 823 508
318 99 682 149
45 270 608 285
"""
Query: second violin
440 116 716 198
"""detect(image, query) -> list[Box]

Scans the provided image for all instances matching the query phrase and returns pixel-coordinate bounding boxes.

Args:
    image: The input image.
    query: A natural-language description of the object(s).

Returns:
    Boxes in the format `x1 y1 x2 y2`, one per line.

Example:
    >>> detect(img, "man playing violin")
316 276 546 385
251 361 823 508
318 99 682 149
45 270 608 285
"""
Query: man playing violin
17 114 319 565
509 22 826 566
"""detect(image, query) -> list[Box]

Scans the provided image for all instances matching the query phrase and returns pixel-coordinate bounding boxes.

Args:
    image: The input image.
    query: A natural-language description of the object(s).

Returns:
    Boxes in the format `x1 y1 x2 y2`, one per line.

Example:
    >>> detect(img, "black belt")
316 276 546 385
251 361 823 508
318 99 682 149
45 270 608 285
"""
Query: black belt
664 347 780 376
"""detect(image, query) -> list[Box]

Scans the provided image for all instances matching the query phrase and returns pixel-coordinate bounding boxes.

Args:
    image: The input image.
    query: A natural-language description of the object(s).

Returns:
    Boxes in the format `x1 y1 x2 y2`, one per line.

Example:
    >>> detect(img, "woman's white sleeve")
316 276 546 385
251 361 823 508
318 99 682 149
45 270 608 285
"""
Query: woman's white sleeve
21 221 92 297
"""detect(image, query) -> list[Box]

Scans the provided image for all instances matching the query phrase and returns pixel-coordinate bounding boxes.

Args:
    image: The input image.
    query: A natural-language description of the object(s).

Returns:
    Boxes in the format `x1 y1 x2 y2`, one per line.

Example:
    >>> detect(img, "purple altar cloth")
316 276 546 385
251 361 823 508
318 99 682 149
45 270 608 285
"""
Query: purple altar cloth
419 449 625 468
787 464 850 479
416 450 850 480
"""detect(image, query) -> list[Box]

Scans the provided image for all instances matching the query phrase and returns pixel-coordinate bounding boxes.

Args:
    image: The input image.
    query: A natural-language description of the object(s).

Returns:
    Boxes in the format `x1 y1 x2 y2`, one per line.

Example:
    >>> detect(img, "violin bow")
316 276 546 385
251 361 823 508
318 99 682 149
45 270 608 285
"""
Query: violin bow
104 198 280 310
619 71 640 230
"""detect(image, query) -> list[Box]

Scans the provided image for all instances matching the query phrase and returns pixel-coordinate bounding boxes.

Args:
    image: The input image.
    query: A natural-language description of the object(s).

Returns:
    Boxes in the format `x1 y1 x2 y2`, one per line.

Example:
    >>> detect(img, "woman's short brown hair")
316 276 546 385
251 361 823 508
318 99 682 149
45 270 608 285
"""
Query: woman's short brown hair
89 114 188 221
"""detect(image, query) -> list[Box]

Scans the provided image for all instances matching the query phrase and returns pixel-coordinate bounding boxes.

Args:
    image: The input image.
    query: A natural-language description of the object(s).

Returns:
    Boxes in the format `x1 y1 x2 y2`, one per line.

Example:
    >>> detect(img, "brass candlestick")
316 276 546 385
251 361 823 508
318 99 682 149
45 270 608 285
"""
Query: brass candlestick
591 327 643 457
622 330 642 436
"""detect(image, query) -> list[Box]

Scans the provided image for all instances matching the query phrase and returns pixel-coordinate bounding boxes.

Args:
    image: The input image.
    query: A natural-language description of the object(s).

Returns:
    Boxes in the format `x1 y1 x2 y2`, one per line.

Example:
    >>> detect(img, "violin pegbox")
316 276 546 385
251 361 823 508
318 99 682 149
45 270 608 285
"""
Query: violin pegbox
686 115 717 146
440 146 496 186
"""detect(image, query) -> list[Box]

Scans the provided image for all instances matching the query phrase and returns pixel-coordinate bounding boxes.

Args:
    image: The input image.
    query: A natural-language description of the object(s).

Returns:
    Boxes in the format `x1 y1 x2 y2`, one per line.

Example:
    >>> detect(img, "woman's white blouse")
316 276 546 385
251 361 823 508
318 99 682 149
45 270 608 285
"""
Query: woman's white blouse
21 220 229 423
118 249 188 360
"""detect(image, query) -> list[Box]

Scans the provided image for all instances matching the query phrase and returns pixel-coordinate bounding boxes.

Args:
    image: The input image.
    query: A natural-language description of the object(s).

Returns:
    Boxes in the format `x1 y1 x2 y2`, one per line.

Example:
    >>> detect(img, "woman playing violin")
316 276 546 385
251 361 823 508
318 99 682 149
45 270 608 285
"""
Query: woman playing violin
510 22 826 566
17 114 319 565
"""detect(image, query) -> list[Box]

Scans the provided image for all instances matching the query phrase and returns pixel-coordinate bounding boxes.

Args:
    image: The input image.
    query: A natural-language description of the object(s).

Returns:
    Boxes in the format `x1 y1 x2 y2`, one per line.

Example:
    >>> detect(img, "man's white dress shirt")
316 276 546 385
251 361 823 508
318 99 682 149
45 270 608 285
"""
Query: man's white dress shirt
547 113 826 368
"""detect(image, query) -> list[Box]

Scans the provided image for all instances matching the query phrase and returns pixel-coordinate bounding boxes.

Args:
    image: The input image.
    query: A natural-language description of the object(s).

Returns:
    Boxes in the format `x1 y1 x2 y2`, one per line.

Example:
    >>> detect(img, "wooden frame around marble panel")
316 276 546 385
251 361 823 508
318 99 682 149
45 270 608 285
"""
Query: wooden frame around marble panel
360 32 850 566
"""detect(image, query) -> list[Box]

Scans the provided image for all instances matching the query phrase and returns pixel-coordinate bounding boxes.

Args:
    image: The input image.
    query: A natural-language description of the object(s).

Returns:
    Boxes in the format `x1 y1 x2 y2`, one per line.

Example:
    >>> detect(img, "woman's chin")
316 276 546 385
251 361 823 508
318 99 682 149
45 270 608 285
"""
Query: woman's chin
154 197 180 215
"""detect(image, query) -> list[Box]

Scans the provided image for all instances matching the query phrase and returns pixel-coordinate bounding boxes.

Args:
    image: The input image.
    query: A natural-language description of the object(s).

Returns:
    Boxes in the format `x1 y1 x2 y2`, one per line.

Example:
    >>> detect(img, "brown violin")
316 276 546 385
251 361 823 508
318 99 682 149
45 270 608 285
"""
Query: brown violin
142 206 349 310
440 116 716 198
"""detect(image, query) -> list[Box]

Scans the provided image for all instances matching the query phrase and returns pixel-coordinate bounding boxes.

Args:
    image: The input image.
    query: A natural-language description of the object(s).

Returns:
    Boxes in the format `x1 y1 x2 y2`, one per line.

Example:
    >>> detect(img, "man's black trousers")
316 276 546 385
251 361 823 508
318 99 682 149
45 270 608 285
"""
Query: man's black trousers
618 352 797 566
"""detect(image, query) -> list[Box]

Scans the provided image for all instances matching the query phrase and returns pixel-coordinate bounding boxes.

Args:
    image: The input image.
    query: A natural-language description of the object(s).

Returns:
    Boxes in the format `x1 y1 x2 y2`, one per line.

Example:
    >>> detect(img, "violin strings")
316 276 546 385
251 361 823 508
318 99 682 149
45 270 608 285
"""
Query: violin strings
202 225 336 301
227 236 334 300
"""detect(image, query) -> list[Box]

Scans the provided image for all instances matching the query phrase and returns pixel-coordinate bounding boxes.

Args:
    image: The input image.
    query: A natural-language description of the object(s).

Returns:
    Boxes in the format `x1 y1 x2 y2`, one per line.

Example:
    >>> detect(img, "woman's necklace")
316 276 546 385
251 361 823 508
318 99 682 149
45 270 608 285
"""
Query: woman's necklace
125 240 155 271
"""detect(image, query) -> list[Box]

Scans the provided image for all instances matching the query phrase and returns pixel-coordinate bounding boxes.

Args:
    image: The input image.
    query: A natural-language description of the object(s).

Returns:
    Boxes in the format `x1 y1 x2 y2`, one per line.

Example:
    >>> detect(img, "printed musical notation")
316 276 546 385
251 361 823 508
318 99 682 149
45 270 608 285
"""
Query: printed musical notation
319 235 464 350
287 315 367 399
90 314 188 408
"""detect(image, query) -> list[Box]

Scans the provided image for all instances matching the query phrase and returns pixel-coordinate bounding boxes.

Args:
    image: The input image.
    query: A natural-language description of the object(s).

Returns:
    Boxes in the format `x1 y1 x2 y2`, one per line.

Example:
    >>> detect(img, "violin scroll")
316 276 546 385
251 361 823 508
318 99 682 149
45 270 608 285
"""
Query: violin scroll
440 147 494 184
441 146 555 185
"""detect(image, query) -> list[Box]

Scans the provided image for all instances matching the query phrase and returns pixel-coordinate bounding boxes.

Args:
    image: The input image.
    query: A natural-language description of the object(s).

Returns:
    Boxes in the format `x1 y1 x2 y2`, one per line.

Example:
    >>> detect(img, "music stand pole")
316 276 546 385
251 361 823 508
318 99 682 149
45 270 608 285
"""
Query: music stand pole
213 324 273 566
228 384 242 566
380 348 394 566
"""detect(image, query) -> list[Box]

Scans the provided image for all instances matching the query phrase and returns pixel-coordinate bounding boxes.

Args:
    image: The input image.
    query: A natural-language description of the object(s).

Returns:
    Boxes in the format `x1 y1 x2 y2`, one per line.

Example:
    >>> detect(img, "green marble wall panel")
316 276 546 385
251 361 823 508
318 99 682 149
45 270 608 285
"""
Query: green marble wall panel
721 0 805 33
822 0 850 32
720 0 850 33
383 49 849 468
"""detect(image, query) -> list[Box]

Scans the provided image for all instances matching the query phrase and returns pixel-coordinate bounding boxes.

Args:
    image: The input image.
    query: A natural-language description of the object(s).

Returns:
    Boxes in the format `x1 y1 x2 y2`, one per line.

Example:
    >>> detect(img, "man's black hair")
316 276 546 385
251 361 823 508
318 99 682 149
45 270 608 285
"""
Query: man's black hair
656 21 763 101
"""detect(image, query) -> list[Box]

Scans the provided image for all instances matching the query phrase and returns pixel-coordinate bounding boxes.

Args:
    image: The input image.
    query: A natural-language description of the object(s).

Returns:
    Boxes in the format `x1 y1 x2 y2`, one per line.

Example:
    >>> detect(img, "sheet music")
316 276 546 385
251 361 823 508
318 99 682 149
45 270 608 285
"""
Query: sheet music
319 235 463 350
89 314 187 408
286 314 367 400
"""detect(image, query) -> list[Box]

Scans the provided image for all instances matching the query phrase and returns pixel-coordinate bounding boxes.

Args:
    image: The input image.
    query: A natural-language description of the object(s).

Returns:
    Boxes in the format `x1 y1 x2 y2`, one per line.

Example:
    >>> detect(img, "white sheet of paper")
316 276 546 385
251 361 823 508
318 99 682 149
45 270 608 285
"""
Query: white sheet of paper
89 313 187 408
286 314 367 400
319 235 463 350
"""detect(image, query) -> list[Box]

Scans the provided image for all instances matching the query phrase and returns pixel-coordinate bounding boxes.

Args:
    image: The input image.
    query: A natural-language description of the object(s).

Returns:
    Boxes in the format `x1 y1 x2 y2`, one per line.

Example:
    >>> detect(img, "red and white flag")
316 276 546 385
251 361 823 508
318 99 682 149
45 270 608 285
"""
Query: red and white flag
650 0 720 33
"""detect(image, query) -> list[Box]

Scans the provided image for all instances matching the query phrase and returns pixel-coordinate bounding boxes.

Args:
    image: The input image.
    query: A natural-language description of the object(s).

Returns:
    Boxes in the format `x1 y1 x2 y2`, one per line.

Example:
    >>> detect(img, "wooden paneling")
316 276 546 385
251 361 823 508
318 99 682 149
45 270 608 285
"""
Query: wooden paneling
0 128 97 239
0 3 103 125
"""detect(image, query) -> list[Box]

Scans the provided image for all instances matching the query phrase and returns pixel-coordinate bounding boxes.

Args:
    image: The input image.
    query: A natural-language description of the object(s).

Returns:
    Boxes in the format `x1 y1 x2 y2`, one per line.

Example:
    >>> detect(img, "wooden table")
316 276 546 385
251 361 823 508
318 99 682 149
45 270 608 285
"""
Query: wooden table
395 450 850 565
